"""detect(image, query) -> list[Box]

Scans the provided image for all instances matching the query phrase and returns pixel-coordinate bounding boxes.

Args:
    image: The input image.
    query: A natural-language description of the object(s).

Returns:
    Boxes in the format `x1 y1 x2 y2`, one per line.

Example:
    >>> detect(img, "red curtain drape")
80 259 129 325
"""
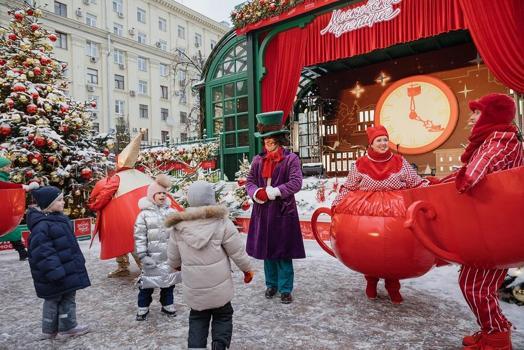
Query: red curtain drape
304 0 465 66
261 26 307 123
459 0 524 93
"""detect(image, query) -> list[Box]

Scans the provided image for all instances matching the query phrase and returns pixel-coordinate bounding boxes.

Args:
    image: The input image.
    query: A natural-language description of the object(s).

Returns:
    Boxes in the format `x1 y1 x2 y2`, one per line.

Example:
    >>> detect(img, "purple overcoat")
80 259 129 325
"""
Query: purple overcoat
246 149 306 260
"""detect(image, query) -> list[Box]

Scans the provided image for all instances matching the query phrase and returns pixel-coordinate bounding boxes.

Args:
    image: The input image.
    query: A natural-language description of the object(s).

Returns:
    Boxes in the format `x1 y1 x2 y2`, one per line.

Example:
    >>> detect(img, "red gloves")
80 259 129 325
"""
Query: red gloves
255 188 268 202
243 271 254 284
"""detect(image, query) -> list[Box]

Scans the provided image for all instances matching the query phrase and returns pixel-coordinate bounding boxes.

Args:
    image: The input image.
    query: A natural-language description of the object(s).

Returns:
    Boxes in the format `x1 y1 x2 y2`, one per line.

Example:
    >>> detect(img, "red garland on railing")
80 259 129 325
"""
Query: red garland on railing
231 0 305 29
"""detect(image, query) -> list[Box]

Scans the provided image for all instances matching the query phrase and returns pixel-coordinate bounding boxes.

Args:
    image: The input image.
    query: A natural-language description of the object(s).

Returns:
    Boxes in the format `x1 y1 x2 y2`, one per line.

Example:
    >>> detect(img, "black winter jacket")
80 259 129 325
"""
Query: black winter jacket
27 208 91 299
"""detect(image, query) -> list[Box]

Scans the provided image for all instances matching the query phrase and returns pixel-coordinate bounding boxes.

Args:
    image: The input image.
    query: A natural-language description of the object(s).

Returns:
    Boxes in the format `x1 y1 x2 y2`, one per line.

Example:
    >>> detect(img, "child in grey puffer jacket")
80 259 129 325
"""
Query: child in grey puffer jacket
166 180 254 350
134 174 180 321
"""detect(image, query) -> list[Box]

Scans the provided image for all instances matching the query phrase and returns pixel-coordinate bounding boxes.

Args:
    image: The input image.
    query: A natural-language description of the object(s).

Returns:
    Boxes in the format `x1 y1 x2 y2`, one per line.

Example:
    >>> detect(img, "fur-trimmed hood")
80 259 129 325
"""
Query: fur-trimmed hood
165 205 229 250
138 196 172 210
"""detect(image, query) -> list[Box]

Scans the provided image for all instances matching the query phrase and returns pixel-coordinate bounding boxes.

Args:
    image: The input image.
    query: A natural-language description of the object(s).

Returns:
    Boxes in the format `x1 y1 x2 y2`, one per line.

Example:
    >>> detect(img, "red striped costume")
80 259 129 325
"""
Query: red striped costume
453 131 523 334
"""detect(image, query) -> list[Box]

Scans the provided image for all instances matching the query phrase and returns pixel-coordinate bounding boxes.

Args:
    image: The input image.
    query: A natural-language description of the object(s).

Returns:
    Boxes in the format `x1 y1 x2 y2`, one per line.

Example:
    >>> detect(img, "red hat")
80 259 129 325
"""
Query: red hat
366 125 389 144
469 93 516 127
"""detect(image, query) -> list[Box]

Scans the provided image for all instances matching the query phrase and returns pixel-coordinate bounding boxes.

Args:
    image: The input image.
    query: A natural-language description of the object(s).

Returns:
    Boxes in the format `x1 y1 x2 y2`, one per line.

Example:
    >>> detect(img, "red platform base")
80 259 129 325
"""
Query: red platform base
235 216 330 241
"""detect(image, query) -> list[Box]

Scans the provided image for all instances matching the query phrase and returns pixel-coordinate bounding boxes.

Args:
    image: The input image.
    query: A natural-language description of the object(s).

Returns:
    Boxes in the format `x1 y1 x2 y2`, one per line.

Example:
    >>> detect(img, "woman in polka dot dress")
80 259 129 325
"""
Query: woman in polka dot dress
332 125 429 304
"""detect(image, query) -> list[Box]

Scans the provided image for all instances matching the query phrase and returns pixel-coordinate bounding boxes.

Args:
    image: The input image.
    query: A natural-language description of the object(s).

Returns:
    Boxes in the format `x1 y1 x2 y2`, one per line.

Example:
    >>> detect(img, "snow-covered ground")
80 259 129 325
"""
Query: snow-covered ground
0 238 522 350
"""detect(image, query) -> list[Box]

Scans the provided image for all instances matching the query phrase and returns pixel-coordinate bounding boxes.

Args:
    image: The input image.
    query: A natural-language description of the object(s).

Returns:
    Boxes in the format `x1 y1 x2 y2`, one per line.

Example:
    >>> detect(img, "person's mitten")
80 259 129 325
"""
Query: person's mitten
243 271 254 284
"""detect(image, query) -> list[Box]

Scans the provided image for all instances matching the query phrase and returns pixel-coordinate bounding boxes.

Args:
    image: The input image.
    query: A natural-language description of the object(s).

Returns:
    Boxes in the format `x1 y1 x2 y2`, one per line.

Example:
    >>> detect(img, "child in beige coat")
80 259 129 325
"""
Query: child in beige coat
166 180 254 350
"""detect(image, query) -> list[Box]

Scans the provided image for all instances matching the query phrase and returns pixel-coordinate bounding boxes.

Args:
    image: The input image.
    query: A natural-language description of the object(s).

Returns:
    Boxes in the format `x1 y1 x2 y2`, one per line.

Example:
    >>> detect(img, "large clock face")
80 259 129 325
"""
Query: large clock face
375 75 458 155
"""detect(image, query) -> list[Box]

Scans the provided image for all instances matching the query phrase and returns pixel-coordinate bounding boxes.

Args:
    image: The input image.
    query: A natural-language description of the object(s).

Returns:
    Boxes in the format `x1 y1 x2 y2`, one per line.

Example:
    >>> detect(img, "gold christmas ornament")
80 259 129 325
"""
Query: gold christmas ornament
35 164 43 171
10 114 22 123
11 174 23 183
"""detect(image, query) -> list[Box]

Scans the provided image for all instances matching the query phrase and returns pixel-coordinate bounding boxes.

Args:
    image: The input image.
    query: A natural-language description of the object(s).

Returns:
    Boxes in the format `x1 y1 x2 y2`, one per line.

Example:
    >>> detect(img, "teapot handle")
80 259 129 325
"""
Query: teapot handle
311 207 335 258
405 200 465 265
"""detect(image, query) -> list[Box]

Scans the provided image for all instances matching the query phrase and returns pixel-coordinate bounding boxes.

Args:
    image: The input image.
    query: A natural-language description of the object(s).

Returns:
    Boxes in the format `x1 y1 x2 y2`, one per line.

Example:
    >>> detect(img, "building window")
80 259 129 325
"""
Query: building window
114 75 124 90
86 68 98 84
180 132 187 142
214 40 247 78
211 40 216 50
161 108 169 121
194 33 202 48
177 25 185 39
180 89 187 105
113 23 123 36
54 1 67 17
180 111 187 123
141 128 149 141
160 85 168 99
137 8 146 23
159 63 169 77
112 0 123 13
85 40 98 57
55 32 67 49
113 49 124 64
137 32 147 44
357 109 375 132
115 100 124 115
159 17 167 32
86 13 97 27
161 130 169 143
137 56 147 72
178 70 186 87
158 40 167 51
138 80 148 95
139 104 148 119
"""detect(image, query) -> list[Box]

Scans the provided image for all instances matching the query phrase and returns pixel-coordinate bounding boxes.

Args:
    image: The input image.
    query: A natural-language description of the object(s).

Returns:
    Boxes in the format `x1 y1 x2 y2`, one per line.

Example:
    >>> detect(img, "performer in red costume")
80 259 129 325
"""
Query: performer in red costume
332 125 428 304
444 93 523 350
89 133 182 277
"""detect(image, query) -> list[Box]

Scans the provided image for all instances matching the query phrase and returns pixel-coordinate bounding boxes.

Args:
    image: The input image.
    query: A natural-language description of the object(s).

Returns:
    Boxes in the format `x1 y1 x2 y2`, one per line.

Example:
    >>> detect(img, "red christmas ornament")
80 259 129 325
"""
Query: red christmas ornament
26 104 37 114
47 155 57 163
39 57 50 65
237 178 247 186
14 12 24 21
90 101 97 108
60 104 69 113
5 98 15 108
46 139 56 147
80 168 93 180
48 34 57 42
241 201 251 211
25 170 34 178
26 9 34 16
59 125 69 133
30 23 40 32
31 152 43 162
13 83 26 92
0 124 12 136
103 148 110 156
33 135 46 147
0 59 5 66
33 67 42 76
8 33 17 41
28 134 35 141
31 91 39 99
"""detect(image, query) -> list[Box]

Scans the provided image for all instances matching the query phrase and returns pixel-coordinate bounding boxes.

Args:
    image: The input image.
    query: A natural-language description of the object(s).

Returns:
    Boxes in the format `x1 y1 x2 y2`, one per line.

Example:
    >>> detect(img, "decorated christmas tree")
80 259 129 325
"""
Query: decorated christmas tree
0 4 114 218
232 156 252 214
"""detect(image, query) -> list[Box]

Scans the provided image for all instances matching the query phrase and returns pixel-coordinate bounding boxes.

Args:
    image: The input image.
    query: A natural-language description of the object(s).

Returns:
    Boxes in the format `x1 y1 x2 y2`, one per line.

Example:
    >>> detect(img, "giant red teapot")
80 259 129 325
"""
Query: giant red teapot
0 188 26 237
311 189 437 280
312 166 524 273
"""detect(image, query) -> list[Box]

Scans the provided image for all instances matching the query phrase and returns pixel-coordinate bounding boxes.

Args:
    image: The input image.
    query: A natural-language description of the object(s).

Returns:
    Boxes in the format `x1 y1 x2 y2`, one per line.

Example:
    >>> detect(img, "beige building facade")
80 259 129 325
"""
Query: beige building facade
1 0 229 144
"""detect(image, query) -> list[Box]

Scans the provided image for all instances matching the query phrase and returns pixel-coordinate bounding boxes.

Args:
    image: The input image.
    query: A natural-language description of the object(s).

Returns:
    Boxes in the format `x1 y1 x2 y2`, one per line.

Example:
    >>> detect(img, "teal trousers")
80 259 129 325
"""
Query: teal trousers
264 259 294 294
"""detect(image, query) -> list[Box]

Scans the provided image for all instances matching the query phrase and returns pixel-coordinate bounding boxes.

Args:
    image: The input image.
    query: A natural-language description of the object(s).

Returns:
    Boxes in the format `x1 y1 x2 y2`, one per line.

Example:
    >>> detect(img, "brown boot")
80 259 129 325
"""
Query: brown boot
365 276 379 300
108 255 130 278
481 330 512 350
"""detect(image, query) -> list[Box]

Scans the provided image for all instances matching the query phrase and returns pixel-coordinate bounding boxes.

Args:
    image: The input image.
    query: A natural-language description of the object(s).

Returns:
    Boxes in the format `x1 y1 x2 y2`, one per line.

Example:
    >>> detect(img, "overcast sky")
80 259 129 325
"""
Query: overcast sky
178 0 243 24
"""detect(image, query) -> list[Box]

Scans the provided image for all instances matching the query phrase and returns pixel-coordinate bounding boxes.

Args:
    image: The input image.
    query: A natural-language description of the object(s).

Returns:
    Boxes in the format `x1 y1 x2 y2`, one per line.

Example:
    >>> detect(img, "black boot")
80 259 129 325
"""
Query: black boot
265 287 277 299
12 241 28 261
212 341 227 350
281 293 293 304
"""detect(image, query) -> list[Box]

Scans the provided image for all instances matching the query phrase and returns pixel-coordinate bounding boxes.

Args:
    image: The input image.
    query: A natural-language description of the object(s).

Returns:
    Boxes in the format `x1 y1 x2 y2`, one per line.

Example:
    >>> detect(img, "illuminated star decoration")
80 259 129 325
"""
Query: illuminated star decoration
458 84 473 99
469 53 483 70
351 82 365 98
375 72 391 86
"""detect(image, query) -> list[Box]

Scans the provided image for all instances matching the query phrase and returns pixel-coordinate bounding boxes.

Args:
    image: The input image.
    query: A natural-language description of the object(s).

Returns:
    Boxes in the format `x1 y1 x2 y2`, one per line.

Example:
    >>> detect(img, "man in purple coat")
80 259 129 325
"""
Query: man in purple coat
246 111 306 304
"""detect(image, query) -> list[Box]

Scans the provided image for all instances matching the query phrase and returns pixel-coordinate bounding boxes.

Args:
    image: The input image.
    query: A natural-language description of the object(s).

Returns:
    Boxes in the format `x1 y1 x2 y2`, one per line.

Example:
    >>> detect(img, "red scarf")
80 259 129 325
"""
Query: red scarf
262 147 284 179
356 148 403 181
461 123 517 163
